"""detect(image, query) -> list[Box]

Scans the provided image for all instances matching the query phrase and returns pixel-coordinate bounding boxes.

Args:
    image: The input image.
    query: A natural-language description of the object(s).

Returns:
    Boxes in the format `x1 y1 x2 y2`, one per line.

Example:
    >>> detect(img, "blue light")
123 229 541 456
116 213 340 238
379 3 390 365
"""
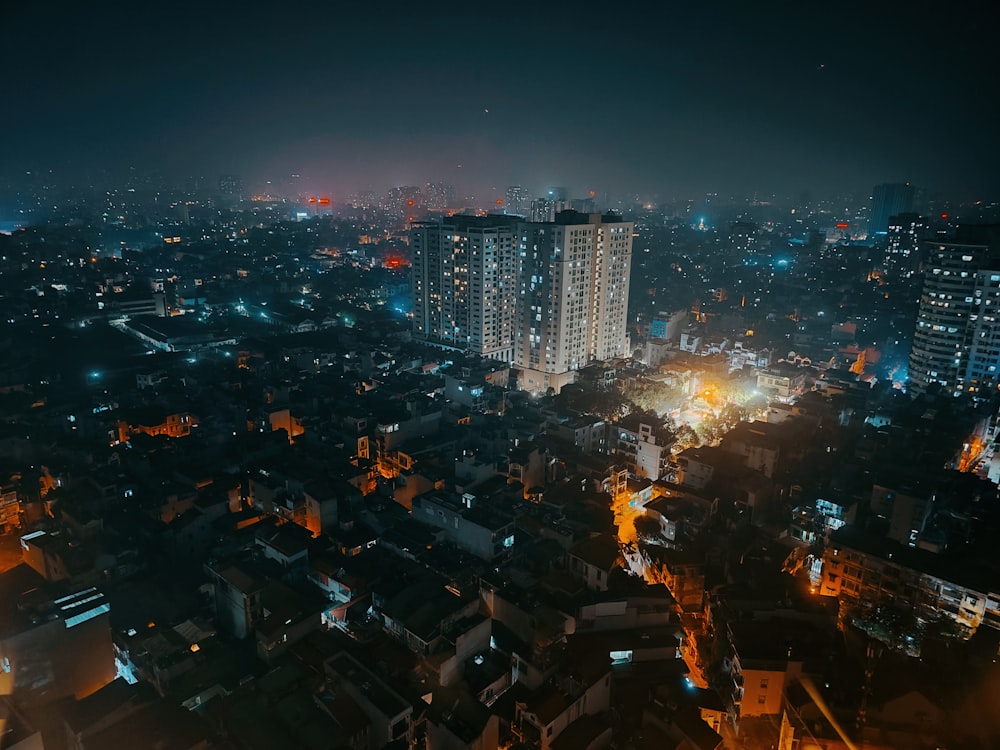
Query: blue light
65 603 110 629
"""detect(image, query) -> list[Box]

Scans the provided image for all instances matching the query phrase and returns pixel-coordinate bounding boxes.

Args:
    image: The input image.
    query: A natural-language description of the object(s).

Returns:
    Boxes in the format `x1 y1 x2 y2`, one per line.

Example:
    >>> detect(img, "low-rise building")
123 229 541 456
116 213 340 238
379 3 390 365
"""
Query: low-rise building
566 534 620 593
512 653 612 750
204 561 265 640
412 490 515 560
0 565 115 706
820 525 1000 638
756 363 809 402
326 651 414 749
614 414 675 480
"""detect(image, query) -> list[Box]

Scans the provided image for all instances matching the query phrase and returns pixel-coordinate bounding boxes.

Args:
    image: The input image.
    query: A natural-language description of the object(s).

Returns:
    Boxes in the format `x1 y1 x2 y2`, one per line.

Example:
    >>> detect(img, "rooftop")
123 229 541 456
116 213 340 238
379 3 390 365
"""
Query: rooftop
326 651 410 719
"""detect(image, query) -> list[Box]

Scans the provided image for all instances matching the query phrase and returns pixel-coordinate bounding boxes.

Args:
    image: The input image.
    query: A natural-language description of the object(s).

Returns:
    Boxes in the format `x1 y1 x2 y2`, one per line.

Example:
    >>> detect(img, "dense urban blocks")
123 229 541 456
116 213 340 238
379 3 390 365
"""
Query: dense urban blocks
2 176 1000 749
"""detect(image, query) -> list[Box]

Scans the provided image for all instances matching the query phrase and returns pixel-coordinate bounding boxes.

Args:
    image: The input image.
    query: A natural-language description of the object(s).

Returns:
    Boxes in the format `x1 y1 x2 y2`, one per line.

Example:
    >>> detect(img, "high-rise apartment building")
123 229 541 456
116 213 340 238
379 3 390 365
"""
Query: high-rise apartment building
217 174 243 208
908 226 1000 397
410 215 519 362
505 186 527 216
884 212 926 279
385 186 422 223
423 182 455 212
515 211 632 394
868 182 914 239
529 197 569 223
410 211 633 394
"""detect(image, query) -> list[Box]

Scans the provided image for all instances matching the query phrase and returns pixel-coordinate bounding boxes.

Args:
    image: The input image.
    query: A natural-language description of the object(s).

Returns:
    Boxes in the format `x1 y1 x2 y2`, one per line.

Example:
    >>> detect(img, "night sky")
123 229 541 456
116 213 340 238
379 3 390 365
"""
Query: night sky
2 1 998 201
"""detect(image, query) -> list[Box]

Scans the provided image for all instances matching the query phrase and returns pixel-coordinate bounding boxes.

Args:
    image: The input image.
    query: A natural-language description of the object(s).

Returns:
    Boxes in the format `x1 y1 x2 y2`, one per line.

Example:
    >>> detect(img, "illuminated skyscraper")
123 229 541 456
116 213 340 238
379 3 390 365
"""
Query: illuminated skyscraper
529 196 571 222
410 211 633 394
385 186 422 223
505 185 527 216
515 211 633 394
410 215 519 361
909 226 1000 397
884 212 925 279
423 182 455 212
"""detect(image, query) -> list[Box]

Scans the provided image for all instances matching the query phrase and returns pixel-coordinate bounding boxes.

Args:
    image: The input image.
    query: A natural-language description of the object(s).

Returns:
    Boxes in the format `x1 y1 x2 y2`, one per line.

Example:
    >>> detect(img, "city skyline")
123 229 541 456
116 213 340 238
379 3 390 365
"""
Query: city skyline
5 3 1000 744
2 2 999 203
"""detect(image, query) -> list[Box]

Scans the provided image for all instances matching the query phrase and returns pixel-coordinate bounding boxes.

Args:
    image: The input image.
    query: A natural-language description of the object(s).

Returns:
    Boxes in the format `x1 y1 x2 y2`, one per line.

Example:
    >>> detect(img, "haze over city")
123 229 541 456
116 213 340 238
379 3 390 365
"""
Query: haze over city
2 0 999 202
4 3 1000 750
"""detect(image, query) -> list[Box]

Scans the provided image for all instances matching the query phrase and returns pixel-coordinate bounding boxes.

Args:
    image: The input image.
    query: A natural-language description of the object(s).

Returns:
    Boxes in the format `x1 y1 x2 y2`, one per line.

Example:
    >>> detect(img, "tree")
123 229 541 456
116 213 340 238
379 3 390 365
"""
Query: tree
634 514 661 541
673 422 700 450
698 403 750 444
562 387 631 420
621 380 685 415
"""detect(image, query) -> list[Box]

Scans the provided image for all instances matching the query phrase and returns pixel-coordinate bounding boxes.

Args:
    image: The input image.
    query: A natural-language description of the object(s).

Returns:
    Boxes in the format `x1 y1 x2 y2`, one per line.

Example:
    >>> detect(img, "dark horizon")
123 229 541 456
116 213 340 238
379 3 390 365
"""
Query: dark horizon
2 1 999 202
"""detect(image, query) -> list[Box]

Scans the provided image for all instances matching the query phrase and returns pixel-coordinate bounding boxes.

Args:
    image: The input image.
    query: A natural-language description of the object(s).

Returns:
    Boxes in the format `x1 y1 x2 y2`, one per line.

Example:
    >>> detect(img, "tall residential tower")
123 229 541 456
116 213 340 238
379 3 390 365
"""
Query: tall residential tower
514 211 632 394
410 215 519 362
909 226 1000 397
411 211 633 394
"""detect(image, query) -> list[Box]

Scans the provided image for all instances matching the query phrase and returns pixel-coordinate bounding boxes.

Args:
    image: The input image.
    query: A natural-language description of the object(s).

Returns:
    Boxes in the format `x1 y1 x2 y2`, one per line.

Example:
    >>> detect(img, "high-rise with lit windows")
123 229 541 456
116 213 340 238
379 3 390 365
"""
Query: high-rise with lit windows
909 226 1000 397
411 211 633 394
504 185 527 216
515 211 633 394
884 212 925 279
410 215 519 361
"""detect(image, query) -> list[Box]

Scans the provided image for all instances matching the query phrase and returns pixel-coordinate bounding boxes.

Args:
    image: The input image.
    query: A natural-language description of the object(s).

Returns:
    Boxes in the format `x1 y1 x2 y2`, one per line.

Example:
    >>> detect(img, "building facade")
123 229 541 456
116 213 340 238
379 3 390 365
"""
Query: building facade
410 215 520 362
411 211 633 395
884 212 925 279
614 416 674 480
820 527 1000 638
515 211 633 395
908 229 1000 397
